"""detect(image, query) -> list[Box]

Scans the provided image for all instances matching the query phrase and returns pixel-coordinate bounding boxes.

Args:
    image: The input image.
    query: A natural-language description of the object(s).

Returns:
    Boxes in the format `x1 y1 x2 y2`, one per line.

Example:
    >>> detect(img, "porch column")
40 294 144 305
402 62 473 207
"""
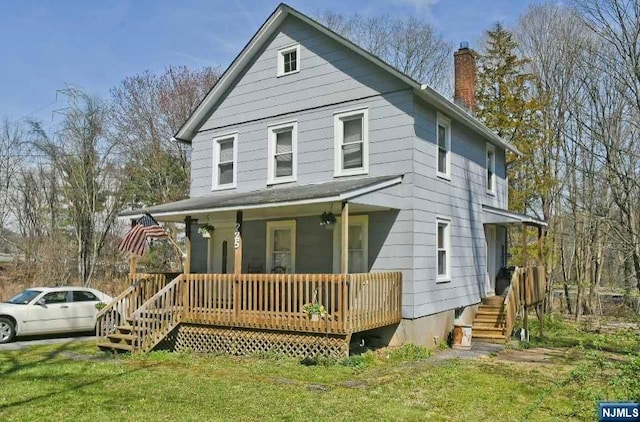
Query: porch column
341 201 349 273
129 255 137 276
234 211 243 274
184 216 192 274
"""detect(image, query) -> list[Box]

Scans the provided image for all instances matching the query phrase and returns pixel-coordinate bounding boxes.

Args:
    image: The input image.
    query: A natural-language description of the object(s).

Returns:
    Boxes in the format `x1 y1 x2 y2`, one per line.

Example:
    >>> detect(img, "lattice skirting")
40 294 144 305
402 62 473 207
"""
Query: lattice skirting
155 323 351 358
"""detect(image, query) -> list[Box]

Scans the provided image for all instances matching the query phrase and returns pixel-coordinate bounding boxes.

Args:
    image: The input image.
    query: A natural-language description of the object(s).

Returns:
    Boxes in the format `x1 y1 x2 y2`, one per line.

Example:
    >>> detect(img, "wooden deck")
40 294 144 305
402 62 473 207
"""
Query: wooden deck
97 272 402 355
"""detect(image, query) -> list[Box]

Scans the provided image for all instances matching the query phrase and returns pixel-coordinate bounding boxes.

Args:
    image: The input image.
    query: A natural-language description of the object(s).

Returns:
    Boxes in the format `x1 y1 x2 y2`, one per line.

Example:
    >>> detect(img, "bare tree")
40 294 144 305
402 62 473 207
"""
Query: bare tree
0 119 27 234
30 88 123 286
110 65 220 207
316 11 453 94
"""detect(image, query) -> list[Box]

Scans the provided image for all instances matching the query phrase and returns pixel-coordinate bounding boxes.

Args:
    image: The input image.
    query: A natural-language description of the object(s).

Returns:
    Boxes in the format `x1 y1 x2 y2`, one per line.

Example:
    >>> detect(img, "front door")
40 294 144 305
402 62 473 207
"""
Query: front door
209 227 235 274
485 225 497 296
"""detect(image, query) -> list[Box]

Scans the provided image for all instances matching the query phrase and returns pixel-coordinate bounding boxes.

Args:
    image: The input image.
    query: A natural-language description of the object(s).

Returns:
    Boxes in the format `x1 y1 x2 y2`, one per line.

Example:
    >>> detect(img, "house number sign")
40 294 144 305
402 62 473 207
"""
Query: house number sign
234 223 241 249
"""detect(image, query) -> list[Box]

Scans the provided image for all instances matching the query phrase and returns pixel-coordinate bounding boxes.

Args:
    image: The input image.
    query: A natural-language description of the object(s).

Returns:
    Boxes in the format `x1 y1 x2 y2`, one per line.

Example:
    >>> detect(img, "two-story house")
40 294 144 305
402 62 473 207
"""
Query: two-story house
102 4 545 356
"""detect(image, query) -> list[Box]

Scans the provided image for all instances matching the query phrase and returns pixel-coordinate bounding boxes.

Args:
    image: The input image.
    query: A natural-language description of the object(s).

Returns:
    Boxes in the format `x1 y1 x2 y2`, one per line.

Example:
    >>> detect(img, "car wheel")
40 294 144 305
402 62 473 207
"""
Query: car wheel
0 317 16 344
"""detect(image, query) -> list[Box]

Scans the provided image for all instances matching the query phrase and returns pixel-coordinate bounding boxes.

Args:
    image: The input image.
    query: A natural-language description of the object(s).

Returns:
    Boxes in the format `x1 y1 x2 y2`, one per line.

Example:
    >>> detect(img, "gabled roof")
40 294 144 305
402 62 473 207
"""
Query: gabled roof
120 174 403 219
173 3 519 155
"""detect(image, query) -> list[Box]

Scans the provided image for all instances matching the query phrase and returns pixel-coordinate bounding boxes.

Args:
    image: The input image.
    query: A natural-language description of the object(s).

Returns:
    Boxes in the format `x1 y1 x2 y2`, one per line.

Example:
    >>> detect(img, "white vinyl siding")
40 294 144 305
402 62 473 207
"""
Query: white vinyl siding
436 113 451 180
277 44 300 76
334 108 369 177
212 133 237 190
267 121 297 184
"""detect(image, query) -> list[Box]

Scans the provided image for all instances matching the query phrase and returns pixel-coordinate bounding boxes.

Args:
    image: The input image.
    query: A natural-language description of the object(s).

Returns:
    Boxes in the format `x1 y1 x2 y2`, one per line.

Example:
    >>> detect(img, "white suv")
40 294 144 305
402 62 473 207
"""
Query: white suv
0 286 113 343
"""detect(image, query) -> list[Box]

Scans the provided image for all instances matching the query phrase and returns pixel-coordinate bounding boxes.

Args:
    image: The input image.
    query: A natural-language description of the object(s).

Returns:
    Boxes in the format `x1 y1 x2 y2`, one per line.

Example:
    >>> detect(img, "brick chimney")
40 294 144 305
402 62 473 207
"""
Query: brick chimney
454 42 476 112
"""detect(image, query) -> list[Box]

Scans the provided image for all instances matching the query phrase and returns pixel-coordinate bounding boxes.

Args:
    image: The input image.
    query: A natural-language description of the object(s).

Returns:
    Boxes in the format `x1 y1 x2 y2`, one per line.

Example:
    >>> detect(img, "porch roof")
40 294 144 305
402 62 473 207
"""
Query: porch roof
482 205 547 227
120 174 403 220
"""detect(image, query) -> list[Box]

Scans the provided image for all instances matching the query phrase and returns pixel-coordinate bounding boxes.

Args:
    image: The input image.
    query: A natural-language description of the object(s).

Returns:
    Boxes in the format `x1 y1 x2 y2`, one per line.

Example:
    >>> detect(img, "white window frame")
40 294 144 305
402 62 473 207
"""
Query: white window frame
277 44 300 77
332 215 369 273
436 216 451 282
334 107 369 177
486 143 496 195
212 133 238 190
436 113 451 180
267 121 297 185
266 220 296 273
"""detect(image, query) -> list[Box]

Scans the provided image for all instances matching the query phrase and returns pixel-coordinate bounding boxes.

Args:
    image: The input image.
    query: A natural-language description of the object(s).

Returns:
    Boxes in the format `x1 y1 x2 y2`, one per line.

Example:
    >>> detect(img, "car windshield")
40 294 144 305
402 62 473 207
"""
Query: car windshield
5 290 43 305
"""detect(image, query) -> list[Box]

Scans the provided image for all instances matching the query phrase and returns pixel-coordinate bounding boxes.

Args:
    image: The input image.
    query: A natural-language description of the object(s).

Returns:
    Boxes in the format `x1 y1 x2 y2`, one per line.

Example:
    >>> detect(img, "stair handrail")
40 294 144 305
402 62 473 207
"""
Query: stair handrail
130 274 184 353
503 267 523 340
96 273 166 339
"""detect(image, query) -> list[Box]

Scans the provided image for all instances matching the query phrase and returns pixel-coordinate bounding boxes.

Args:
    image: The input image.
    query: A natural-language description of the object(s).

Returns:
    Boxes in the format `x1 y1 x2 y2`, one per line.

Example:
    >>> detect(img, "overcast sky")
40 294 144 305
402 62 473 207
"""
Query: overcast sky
0 0 540 124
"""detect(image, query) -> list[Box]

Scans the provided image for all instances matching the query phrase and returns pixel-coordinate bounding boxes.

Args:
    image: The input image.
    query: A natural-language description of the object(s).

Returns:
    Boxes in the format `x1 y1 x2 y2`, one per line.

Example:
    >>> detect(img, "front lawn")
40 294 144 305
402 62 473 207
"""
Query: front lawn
0 317 638 421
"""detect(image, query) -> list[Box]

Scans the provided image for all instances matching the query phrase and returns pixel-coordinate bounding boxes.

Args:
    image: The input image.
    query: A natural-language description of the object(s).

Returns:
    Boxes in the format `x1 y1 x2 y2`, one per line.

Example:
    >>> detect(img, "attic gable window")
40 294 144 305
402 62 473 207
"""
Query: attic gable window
334 108 369 177
277 44 300 76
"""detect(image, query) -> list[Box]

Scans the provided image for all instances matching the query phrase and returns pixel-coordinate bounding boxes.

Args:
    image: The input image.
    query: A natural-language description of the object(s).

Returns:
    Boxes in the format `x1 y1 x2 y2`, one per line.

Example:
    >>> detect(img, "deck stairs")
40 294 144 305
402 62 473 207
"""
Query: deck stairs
472 295 510 343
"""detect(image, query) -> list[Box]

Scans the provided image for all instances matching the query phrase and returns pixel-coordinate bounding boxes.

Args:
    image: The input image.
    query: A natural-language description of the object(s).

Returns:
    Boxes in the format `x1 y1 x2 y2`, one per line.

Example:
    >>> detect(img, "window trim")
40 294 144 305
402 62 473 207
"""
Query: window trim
486 142 496 195
267 120 298 185
277 44 300 77
334 107 369 177
436 216 451 283
266 220 296 273
212 132 238 191
332 215 369 273
436 113 452 180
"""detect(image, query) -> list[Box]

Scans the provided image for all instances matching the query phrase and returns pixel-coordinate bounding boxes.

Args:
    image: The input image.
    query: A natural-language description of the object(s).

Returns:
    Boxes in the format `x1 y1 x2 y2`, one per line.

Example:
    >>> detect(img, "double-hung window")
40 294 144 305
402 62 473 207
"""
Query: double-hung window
486 143 496 194
436 114 451 179
277 44 300 76
212 133 237 190
267 121 297 184
436 217 451 282
266 220 296 273
334 108 369 176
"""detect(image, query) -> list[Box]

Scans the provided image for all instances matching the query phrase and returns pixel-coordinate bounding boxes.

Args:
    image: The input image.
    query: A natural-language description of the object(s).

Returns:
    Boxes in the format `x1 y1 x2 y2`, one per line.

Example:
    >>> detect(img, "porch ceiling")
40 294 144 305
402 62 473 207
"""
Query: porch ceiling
482 204 547 227
120 174 403 222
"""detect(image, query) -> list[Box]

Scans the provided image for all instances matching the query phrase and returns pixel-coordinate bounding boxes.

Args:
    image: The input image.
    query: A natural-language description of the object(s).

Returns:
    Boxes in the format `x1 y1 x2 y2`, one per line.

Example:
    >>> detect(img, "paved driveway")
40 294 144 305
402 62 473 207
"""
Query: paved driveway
0 333 94 351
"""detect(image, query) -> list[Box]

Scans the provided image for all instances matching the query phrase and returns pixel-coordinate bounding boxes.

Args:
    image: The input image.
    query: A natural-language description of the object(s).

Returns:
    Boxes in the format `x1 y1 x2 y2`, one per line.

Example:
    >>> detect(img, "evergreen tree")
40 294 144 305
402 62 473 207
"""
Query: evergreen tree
475 23 548 216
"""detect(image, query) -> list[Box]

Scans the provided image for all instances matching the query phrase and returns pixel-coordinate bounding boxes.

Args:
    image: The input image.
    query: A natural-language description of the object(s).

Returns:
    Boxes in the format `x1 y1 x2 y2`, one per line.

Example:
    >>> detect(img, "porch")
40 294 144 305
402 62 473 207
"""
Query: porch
97 271 402 357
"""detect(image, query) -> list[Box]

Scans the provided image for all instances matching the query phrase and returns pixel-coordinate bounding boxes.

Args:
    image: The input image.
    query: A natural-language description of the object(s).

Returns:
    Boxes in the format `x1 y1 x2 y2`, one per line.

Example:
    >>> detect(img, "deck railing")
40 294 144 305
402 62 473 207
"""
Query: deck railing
504 266 546 338
181 272 402 335
96 273 169 338
131 274 184 352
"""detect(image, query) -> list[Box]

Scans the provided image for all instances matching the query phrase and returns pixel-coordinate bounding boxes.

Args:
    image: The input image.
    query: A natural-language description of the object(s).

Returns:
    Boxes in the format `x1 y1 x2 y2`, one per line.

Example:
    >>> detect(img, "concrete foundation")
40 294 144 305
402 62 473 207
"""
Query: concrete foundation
359 303 481 350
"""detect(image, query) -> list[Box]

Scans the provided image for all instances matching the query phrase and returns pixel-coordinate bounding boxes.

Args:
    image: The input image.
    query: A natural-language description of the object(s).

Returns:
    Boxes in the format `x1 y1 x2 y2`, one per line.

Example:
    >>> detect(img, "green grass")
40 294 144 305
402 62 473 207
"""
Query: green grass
0 318 638 421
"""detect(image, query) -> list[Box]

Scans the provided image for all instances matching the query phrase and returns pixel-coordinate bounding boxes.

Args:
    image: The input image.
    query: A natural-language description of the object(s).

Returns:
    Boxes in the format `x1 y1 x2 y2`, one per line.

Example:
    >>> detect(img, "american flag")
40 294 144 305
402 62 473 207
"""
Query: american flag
118 213 168 256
